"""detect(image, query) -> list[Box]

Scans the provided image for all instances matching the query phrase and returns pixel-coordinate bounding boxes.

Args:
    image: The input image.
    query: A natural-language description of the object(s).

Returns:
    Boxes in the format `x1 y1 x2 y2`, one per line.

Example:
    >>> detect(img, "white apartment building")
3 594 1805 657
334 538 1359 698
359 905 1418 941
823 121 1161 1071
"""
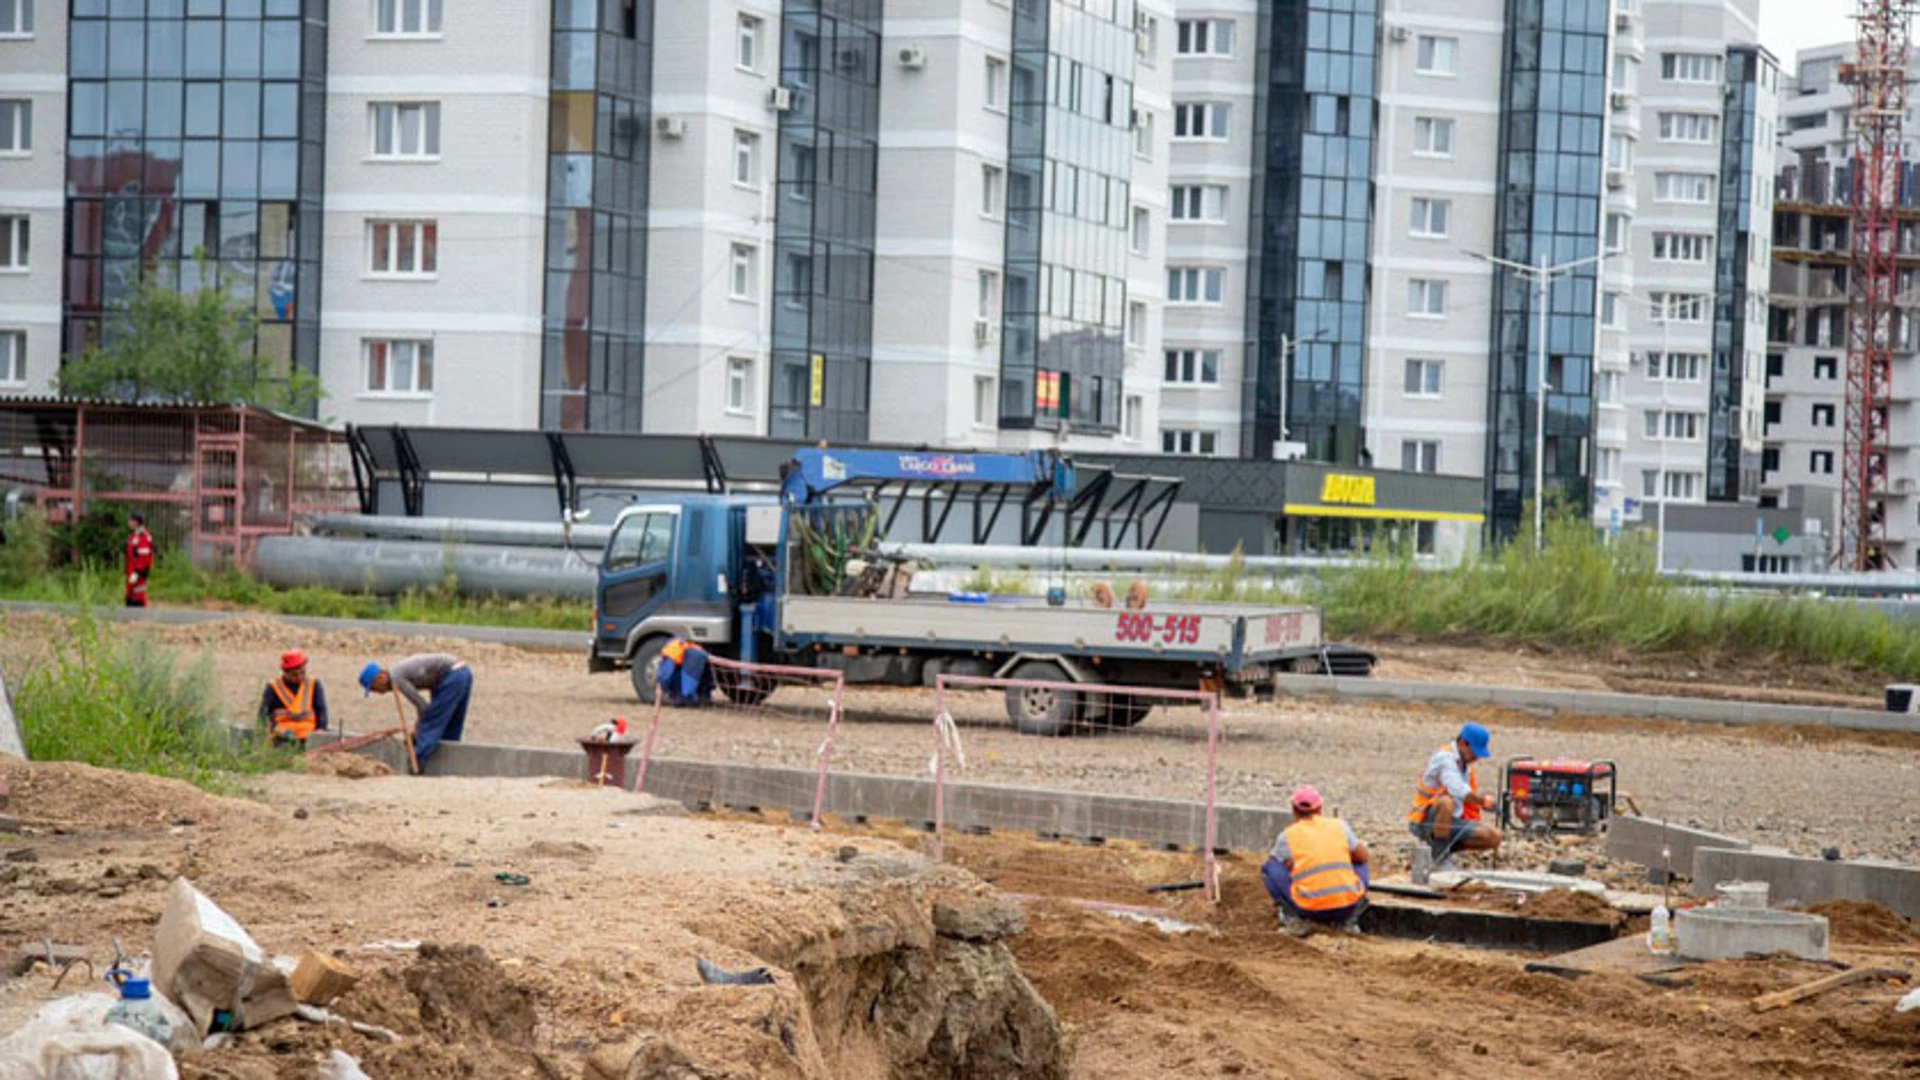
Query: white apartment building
0 0 63 395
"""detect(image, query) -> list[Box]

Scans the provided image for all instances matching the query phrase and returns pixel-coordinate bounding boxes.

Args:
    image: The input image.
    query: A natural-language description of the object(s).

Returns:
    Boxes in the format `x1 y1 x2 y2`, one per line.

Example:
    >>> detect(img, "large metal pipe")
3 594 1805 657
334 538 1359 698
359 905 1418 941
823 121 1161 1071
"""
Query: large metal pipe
309 513 613 549
255 536 597 599
878 542 1364 573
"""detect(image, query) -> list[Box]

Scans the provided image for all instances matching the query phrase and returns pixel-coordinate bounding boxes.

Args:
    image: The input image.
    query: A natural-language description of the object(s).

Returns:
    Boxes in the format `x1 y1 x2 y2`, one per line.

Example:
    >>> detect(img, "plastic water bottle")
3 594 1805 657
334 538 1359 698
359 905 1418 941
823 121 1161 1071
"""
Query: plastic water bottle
104 977 176 1049
1648 902 1676 956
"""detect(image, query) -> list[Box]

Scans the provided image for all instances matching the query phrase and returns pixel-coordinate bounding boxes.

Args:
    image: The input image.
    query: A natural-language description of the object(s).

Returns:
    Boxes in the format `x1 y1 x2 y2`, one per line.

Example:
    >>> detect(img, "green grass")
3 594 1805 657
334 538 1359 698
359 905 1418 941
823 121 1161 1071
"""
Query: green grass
14 603 292 792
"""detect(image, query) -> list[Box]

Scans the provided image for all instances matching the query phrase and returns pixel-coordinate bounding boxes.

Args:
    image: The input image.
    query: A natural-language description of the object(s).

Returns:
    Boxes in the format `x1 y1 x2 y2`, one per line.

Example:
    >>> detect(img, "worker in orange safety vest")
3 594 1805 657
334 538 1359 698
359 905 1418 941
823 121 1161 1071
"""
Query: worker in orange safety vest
1262 785 1370 936
259 649 329 746
1407 722 1503 869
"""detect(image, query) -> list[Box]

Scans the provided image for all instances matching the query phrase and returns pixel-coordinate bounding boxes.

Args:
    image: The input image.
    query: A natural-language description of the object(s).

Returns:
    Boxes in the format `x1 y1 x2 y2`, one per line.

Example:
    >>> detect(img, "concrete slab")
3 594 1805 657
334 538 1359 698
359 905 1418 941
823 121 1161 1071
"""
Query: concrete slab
1692 847 1920 919
1524 935 1689 981
1428 869 1606 896
1607 816 1752 882
1675 907 1829 962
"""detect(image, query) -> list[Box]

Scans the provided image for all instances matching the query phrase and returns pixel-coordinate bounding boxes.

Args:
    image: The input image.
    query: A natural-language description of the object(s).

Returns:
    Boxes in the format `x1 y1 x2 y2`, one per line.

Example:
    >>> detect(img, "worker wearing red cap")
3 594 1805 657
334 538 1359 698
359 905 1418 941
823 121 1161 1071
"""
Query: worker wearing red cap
258 649 329 747
1262 785 1370 936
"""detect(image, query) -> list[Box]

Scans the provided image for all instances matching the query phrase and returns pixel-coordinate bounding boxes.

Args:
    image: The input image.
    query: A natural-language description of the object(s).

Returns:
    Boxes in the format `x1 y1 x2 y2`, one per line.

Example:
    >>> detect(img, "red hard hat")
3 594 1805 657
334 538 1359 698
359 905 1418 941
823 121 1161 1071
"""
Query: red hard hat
1290 785 1322 813
281 649 307 672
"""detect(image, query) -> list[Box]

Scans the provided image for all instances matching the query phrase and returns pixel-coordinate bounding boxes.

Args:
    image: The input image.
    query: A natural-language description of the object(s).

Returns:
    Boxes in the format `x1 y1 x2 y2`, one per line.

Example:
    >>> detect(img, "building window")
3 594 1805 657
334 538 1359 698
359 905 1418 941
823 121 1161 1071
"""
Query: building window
367 220 437 276
1602 292 1621 327
1136 11 1158 59
780 251 811 308
1175 19 1233 56
1170 184 1227 222
1649 293 1707 323
1810 450 1835 474
1409 197 1449 238
0 216 26 270
1658 112 1717 143
1133 109 1154 158
373 0 443 37
1605 213 1628 252
1123 394 1143 440
1165 348 1222 385
1613 54 1637 92
0 100 29 153
978 270 999 321
1598 370 1623 403
0 330 23 386
726 356 753 414
370 102 441 159
1130 206 1150 254
1646 351 1704 381
363 339 434 395
1162 429 1218 456
1172 102 1229 140
1652 233 1712 262
1654 172 1713 203
1407 278 1448 317
1607 133 1632 170
1401 440 1440 473
985 56 1007 110
1663 472 1701 499
1416 35 1457 75
736 14 762 72
1413 116 1454 156
1596 447 1621 482
973 376 995 427
0 0 30 36
1403 357 1443 397
981 164 1003 218
1812 402 1836 427
788 143 815 202
1660 53 1721 84
733 129 760 187
1644 409 1702 440
1126 300 1146 347
729 243 756 300
1814 355 1838 379
1166 266 1224 305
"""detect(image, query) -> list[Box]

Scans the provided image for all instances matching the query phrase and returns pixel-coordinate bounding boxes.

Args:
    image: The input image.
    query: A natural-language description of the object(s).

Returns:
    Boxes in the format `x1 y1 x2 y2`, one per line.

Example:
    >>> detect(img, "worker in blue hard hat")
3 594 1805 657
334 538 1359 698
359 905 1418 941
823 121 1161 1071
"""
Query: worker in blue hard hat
1406 721 1502 868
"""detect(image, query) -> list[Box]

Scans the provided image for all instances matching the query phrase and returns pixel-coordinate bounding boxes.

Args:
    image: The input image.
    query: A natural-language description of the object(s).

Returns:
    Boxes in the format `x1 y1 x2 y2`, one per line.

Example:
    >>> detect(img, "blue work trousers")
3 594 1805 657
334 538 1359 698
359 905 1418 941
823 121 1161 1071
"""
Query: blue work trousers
413 667 473 768
1261 855 1371 925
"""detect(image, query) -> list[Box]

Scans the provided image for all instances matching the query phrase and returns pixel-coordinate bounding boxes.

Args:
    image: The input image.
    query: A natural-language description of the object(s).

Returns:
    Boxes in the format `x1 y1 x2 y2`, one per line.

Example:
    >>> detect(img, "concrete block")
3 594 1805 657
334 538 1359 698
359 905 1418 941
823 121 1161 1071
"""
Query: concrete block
1738 701 1835 727
1693 847 1920 918
1649 696 1739 724
1560 691 1660 719
1607 816 1752 876
1675 907 1829 962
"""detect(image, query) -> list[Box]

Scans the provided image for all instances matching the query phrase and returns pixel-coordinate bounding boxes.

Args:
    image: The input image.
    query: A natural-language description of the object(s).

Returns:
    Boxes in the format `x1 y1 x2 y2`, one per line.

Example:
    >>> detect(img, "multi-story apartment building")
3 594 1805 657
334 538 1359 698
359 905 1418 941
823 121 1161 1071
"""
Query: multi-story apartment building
0 0 67 395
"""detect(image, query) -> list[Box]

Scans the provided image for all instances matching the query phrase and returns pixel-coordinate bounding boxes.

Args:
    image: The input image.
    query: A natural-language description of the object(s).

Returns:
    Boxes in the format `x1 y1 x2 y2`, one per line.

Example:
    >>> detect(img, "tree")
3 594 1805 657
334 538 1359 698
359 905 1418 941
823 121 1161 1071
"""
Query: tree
58 259 322 415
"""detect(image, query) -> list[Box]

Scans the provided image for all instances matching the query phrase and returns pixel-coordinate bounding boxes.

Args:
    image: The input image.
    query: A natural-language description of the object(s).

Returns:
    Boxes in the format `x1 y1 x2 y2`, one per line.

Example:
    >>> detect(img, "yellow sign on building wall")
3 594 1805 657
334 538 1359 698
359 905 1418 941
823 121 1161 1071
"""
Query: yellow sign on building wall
1319 474 1377 506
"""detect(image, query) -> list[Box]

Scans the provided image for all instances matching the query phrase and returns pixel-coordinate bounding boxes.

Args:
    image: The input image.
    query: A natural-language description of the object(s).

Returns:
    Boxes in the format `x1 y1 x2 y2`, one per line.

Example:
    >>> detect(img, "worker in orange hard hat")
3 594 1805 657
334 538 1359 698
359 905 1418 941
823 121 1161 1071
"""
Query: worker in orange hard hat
259 649 329 747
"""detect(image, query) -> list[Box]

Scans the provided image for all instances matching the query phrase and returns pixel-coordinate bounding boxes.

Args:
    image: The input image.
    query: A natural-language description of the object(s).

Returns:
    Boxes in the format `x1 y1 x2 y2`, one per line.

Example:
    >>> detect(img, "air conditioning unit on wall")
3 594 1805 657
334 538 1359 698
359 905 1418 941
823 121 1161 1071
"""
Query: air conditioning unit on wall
768 86 794 112
1388 26 1409 43
654 115 685 139
973 319 993 345
898 44 927 70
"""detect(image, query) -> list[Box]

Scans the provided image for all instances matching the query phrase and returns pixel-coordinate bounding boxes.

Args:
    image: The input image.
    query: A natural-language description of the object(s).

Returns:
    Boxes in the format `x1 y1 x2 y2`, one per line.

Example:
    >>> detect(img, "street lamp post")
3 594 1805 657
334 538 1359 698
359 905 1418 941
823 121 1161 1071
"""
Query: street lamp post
1469 249 1615 548
1275 327 1331 445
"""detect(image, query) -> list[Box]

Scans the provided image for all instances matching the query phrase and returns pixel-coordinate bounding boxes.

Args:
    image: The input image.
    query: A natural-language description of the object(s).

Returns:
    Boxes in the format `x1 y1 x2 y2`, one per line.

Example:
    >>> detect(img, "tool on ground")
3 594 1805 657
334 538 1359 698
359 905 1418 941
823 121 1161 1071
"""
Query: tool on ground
1750 966 1910 1013
1144 880 1205 895
307 727 403 756
391 689 420 775
1497 757 1617 835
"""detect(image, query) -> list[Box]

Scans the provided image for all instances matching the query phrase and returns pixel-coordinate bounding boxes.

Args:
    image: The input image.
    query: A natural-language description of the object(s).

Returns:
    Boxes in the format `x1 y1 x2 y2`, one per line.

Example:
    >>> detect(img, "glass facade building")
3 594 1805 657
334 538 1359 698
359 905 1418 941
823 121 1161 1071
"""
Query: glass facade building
998 0 1134 434
769 0 880 442
1244 0 1377 463
1710 45 1762 501
1484 0 1608 540
541 0 655 431
64 0 328 395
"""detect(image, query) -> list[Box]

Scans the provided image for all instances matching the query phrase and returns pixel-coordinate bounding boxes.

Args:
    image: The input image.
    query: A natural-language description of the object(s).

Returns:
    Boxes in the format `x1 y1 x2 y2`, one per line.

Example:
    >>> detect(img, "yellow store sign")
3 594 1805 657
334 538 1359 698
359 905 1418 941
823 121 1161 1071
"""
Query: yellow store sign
1319 474 1376 506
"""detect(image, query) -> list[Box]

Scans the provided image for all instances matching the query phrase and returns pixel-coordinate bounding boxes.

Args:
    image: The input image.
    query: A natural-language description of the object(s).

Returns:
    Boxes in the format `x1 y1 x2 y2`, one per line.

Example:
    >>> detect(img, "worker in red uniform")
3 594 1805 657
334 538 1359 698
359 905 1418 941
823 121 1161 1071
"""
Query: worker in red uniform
259 649 329 747
1263 785 1369 936
1407 721 1503 869
124 513 154 608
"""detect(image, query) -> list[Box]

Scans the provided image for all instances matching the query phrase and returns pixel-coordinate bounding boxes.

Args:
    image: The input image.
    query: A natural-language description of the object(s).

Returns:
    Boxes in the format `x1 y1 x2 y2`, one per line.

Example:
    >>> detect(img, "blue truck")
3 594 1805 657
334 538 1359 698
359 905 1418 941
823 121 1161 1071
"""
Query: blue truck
587 448 1326 734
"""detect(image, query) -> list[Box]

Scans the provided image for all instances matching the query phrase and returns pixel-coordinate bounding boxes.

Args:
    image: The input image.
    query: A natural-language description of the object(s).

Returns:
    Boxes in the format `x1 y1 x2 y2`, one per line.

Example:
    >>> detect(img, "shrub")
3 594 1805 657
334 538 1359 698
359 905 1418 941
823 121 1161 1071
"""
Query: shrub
0 506 52 588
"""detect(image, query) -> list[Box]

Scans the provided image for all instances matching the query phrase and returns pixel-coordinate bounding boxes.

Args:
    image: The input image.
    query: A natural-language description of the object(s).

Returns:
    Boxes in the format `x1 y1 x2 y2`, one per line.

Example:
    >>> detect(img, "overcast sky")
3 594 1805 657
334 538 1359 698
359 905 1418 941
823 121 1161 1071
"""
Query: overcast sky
1759 4 1853 73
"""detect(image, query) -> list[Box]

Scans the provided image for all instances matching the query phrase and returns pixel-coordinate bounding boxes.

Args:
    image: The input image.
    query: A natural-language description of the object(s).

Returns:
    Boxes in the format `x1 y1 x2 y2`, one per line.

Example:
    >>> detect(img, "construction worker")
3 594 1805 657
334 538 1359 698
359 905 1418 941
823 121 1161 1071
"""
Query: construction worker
359 654 472 771
1262 785 1369 936
1408 721 1503 867
124 513 154 608
656 638 713 707
258 649 328 747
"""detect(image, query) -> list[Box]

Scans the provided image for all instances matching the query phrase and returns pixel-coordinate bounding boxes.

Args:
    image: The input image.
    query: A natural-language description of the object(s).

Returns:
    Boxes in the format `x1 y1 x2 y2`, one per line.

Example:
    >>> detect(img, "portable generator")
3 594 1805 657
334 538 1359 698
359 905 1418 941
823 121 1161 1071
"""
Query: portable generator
1497 757 1617 835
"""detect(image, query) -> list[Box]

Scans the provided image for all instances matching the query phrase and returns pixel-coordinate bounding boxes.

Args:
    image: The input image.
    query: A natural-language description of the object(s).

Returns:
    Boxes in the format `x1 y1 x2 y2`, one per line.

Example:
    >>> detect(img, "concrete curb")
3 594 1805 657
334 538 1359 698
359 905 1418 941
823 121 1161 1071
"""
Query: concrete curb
0 600 588 652
0 659 22 759
1271 673 1919 734
306 733 1294 854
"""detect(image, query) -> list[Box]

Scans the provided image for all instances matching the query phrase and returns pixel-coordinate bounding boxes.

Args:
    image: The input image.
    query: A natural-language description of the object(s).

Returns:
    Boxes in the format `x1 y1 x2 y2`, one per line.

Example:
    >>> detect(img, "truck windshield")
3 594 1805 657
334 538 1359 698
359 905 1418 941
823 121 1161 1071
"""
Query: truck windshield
605 512 675 572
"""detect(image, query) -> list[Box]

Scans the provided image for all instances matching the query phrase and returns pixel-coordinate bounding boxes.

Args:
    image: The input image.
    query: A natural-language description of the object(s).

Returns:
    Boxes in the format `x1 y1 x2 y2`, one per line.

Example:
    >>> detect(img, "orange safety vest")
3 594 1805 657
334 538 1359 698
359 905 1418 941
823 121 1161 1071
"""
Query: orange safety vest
1282 816 1365 912
267 678 317 741
1407 745 1481 823
661 639 704 666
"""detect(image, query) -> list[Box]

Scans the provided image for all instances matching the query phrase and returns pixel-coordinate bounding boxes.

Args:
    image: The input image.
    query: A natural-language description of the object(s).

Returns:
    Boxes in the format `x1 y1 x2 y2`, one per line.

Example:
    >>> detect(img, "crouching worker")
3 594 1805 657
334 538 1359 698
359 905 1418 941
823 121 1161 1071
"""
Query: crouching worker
259 649 328 747
1408 721 1503 870
1262 785 1370 936
656 638 713 707
360 654 472 772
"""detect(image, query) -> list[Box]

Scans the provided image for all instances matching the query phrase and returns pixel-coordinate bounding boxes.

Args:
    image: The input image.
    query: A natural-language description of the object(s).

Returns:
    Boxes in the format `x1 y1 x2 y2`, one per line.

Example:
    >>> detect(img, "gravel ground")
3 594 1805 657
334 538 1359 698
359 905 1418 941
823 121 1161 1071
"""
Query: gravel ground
6 610 1918 863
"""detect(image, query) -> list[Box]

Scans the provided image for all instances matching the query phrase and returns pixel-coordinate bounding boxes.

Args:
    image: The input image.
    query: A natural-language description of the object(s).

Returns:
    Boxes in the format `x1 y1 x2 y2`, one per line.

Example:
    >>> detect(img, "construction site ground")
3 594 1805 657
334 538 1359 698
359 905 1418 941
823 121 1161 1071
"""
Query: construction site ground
0 757 1916 1079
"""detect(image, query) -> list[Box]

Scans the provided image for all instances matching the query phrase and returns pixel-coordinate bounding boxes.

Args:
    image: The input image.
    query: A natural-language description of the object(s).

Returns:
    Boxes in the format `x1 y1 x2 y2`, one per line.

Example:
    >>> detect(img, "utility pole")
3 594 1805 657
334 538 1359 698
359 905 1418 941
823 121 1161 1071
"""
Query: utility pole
1470 250 1614 548
1275 327 1330 445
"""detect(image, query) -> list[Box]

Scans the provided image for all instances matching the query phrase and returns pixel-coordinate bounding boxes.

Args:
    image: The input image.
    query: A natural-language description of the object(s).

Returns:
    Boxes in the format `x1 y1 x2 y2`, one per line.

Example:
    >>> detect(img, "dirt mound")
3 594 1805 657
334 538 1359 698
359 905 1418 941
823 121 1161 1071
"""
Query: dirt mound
404 943 539 1046
300 752 393 779
1800 901 1920 946
0 758 263 832
1524 888 1626 925
518 839 601 862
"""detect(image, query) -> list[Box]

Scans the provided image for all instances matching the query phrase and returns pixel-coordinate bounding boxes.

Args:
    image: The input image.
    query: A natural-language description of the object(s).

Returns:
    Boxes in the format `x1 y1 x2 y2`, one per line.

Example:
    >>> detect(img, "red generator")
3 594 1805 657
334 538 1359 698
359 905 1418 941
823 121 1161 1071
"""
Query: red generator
1497 757 1617 835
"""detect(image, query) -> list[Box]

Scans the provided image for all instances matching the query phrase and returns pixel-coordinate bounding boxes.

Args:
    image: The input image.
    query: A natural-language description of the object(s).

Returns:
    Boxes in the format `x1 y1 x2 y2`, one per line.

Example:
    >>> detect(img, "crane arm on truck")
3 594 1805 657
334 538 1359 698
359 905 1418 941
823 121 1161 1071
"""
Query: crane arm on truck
778 447 1077 508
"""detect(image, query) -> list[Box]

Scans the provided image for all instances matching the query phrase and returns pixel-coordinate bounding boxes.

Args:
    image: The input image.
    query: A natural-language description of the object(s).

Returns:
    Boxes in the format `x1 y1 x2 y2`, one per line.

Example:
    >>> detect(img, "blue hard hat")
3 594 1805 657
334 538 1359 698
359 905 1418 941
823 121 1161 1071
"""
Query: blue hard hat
1458 722 1491 758
359 662 383 696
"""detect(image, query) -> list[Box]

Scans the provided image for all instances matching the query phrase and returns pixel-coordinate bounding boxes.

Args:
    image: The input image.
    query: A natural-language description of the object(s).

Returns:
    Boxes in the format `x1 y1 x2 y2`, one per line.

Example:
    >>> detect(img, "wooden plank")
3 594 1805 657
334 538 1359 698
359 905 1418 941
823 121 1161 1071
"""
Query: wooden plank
1750 967 1910 1013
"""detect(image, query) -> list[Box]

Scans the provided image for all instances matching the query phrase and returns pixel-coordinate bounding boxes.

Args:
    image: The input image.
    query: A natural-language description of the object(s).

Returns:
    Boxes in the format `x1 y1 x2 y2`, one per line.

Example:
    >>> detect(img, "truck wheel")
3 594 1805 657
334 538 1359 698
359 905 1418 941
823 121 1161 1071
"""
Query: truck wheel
1102 695 1152 729
629 636 669 702
714 667 775 708
1004 661 1080 736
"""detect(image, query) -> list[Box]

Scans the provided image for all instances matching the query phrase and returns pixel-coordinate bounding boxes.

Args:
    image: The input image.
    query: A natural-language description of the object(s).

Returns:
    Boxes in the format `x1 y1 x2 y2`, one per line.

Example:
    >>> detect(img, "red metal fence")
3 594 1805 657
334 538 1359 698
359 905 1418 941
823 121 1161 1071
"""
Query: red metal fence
0 399 354 565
